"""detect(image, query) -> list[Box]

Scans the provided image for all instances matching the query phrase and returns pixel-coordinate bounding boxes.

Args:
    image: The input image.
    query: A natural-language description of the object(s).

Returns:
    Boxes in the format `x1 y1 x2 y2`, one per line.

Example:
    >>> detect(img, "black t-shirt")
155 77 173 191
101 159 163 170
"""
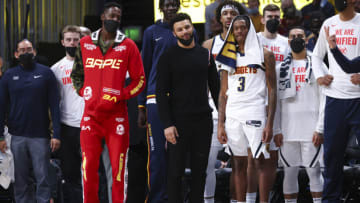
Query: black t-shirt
156 44 220 128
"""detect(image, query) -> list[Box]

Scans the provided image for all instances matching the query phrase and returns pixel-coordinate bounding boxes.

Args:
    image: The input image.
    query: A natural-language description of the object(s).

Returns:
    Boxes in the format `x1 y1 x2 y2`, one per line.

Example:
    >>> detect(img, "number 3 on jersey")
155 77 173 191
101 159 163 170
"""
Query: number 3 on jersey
238 76 246 92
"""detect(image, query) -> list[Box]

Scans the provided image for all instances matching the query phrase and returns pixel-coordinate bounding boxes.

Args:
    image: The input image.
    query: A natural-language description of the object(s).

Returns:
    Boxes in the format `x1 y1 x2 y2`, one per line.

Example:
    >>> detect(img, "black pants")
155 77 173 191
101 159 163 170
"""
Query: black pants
58 123 82 203
126 142 149 203
125 77 148 203
167 116 213 203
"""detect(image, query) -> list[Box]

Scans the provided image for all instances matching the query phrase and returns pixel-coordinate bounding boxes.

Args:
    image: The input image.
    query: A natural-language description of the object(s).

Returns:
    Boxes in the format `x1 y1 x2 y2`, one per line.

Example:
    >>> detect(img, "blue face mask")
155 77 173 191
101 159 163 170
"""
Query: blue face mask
247 7 259 15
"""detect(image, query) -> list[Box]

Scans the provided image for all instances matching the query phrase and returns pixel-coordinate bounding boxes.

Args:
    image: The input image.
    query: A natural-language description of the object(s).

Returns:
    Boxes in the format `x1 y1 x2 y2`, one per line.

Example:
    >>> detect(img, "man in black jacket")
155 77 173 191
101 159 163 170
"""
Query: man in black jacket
156 13 220 203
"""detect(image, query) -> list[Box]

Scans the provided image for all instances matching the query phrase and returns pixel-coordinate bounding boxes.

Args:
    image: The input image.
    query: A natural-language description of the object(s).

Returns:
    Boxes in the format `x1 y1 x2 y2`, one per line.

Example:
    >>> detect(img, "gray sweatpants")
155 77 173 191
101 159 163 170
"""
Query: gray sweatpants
11 136 51 203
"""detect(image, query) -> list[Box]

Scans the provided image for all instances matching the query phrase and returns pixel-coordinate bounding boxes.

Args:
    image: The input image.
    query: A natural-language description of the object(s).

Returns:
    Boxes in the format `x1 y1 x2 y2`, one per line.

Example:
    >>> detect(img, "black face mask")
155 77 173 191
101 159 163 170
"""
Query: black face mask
290 38 306 53
266 19 280 34
19 53 35 69
335 0 347 12
104 20 119 33
177 33 194 46
65 47 77 57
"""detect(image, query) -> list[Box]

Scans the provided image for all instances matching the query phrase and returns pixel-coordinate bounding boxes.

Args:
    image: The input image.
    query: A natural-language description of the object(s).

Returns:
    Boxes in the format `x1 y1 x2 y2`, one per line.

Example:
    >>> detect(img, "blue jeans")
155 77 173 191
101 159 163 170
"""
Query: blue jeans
11 136 51 203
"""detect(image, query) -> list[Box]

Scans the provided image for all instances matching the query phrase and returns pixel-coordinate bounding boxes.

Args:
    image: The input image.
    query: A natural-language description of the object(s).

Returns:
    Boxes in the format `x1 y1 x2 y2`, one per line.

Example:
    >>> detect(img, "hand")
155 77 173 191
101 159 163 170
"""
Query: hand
274 134 283 147
317 74 334 86
312 132 324 147
164 126 179 144
217 123 228 144
324 26 337 49
0 140 7 153
137 108 147 128
50 138 61 152
351 74 360 85
220 161 227 168
262 125 273 143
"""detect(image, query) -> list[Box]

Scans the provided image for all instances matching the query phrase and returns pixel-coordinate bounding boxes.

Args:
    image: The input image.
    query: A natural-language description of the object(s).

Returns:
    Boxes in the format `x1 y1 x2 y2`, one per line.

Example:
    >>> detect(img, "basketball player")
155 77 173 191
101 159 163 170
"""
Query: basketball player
202 1 246 202
275 26 325 203
217 15 277 203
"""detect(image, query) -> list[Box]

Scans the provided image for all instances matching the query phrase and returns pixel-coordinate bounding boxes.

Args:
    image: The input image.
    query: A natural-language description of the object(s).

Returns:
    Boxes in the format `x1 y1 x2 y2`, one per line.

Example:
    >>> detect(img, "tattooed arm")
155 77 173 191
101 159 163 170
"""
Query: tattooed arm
263 48 277 143
217 70 228 144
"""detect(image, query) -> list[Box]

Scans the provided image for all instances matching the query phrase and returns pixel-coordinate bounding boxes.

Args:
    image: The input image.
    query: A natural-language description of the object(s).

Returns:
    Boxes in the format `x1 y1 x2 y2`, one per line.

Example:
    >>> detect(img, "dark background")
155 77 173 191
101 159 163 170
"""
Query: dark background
0 0 206 68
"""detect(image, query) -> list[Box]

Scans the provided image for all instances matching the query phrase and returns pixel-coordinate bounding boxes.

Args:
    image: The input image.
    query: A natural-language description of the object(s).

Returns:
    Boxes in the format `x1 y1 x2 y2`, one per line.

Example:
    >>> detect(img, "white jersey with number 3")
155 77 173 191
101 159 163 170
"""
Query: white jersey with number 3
221 53 267 121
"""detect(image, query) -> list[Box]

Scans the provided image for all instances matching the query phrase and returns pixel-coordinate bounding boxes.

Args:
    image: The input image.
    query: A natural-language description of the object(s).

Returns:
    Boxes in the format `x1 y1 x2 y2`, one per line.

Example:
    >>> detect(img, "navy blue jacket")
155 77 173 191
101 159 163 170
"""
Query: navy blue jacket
331 47 360 74
0 63 60 140
137 20 178 107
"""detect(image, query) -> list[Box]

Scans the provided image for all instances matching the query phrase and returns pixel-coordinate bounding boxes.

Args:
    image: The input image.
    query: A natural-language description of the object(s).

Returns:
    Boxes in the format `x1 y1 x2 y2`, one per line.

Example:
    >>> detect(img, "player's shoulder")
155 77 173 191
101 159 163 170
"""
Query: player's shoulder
144 23 157 33
263 47 272 56
34 63 56 79
144 20 167 33
2 66 18 79
257 32 264 39
323 14 339 25
36 63 52 73
263 48 275 62
122 37 136 44
159 45 176 59
51 57 67 70
276 34 288 42
350 13 360 24
120 38 139 51
202 37 215 50
197 43 211 54
80 35 92 44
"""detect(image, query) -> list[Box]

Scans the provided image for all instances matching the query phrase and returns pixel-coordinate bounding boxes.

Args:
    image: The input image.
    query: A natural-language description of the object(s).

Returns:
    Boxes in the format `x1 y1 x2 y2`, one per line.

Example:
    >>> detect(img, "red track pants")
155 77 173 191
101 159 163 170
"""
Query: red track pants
80 113 129 203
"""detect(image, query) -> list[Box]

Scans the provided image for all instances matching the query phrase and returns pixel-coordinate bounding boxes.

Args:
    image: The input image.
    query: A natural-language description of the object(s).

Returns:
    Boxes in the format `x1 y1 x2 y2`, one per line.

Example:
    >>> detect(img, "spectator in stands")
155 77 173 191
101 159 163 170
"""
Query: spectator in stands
279 0 303 36
301 0 335 31
305 11 326 51
247 0 263 32
355 0 360 12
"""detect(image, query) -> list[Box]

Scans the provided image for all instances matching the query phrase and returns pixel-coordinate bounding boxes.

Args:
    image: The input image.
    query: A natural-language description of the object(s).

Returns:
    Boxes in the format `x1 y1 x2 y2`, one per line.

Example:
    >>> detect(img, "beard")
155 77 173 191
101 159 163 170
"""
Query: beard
175 32 194 46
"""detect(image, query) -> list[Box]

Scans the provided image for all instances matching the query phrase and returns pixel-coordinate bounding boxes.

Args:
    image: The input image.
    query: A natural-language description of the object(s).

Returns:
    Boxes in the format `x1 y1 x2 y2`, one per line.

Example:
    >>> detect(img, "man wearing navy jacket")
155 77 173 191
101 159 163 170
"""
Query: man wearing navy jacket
0 39 61 203
137 0 180 202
